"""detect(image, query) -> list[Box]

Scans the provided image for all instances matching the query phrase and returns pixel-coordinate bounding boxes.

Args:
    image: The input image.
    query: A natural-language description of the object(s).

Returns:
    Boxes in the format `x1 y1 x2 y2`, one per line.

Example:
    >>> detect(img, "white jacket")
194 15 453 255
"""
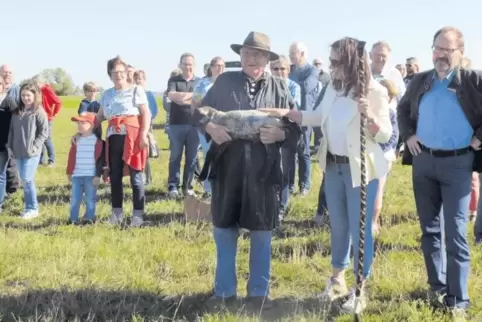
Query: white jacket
301 80 392 187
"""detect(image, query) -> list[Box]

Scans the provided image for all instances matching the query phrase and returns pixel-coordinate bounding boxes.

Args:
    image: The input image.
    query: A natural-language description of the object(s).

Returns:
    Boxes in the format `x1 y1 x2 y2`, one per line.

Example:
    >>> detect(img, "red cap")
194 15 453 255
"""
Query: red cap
71 112 96 125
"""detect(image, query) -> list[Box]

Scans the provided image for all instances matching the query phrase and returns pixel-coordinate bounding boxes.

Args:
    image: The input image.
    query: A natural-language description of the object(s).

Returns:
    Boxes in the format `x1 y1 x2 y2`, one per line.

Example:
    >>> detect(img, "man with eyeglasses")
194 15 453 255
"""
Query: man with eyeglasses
312 58 330 87
288 42 319 197
270 56 300 222
404 57 420 86
398 26 482 319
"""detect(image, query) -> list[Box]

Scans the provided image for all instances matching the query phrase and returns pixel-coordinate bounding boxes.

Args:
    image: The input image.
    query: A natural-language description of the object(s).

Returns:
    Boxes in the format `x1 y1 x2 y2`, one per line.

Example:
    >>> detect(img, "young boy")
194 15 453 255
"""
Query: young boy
78 82 102 138
66 112 106 225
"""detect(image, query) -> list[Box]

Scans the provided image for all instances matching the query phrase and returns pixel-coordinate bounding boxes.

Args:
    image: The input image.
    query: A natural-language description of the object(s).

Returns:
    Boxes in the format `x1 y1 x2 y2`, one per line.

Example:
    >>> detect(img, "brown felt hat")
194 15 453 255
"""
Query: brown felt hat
230 31 279 61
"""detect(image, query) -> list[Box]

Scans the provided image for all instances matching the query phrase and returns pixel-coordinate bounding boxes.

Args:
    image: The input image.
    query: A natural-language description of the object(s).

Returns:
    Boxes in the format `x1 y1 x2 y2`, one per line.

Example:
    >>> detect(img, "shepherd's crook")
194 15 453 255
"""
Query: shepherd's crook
354 40 368 322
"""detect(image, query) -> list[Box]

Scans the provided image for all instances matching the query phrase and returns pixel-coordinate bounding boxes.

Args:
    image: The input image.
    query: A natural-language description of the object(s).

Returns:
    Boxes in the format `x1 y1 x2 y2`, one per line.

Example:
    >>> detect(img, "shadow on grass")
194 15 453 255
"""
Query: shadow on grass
152 123 165 130
36 187 172 205
271 239 330 261
0 288 348 321
0 217 65 232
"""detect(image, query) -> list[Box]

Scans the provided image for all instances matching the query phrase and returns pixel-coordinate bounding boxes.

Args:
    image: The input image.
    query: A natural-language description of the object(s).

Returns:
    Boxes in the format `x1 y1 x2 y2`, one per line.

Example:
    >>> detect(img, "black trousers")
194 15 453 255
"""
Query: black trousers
6 153 18 193
108 135 145 211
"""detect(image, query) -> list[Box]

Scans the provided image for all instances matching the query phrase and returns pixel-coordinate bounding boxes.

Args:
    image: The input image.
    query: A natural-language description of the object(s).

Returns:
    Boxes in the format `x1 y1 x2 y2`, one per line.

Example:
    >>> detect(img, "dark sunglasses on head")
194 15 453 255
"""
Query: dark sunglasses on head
314 63 322 66
273 67 287 71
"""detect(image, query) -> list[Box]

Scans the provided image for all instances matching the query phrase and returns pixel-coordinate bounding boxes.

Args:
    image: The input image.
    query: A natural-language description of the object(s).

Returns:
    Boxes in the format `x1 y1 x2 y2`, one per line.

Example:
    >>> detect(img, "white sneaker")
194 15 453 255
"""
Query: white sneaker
108 212 123 225
317 277 349 301
184 189 196 197
342 287 367 314
21 210 39 220
131 216 144 228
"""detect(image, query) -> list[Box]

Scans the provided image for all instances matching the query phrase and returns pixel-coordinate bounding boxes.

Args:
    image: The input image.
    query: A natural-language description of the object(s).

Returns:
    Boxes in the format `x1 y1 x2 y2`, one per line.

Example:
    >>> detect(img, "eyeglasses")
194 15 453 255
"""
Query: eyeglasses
313 63 322 66
272 67 287 71
211 64 225 68
432 45 459 54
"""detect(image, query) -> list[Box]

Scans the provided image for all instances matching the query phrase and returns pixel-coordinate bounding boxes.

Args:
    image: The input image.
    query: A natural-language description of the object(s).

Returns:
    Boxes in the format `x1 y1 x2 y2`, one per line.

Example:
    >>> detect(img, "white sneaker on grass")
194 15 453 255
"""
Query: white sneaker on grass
341 287 367 314
108 210 123 225
21 210 39 220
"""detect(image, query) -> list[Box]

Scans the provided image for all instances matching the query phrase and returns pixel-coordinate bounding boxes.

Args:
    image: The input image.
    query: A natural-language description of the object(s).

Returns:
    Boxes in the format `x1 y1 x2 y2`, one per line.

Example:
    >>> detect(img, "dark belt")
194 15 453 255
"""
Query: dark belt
420 144 471 157
327 152 349 164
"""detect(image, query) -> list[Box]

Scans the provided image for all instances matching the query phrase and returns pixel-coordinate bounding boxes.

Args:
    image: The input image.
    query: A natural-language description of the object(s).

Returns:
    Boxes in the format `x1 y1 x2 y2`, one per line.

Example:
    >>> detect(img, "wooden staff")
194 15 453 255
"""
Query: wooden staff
354 40 367 322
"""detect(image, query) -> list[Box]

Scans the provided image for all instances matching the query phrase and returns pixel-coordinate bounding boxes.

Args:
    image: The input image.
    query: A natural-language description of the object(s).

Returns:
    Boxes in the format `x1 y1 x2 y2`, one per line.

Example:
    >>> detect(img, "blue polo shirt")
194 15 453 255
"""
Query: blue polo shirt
416 71 473 150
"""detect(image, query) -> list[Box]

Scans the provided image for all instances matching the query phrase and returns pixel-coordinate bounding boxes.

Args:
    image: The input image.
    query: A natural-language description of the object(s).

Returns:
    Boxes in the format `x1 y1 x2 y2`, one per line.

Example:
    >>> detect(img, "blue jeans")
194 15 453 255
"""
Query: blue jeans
168 125 200 191
324 161 378 278
16 155 41 211
213 227 271 298
413 151 472 309
289 127 312 190
70 176 97 222
0 151 9 209
198 130 211 193
40 121 55 164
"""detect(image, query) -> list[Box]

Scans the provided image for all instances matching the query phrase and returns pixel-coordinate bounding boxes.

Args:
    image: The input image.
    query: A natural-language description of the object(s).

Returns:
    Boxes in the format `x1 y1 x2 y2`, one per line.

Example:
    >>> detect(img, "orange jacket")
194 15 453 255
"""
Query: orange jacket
106 116 147 176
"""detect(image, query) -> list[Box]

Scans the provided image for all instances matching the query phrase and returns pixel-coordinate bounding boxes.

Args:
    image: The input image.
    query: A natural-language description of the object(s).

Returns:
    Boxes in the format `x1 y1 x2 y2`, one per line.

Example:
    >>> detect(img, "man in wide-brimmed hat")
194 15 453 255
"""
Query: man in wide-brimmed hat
191 31 301 308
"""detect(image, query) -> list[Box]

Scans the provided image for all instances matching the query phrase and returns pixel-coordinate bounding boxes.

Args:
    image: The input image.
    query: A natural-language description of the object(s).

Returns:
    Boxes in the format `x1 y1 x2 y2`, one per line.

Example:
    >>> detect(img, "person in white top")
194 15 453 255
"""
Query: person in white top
260 37 392 314
370 41 406 107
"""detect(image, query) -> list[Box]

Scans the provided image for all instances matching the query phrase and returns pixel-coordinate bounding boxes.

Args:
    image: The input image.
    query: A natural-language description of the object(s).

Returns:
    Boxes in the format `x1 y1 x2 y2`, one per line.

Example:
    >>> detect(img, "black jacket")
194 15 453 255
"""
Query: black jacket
397 68 482 168
195 71 301 231
0 95 17 152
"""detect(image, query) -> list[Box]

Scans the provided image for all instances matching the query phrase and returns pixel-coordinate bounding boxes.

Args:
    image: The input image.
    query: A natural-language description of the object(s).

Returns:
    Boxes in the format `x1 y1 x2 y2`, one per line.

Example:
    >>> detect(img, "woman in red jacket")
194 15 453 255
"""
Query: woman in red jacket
32 75 63 167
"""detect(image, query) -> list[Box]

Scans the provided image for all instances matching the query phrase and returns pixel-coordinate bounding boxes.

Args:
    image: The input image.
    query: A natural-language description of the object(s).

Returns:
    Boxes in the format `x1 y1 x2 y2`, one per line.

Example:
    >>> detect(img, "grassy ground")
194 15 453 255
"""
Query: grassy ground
0 96 481 321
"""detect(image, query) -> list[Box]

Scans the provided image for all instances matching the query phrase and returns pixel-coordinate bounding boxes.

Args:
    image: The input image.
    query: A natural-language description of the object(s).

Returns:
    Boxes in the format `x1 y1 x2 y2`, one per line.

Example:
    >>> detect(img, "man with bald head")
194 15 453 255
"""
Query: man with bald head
0 65 19 102
0 65 19 195
288 41 319 197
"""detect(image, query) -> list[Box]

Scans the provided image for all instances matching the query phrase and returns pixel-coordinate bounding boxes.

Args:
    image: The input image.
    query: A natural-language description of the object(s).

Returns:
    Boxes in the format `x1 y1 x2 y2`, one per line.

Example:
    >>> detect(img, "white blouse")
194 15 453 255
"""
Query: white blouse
326 95 357 156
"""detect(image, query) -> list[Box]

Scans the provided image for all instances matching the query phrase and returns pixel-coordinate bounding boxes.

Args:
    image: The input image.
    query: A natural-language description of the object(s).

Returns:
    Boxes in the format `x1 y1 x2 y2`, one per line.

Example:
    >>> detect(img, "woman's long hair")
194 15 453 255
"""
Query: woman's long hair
14 81 42 115
330 37 371 99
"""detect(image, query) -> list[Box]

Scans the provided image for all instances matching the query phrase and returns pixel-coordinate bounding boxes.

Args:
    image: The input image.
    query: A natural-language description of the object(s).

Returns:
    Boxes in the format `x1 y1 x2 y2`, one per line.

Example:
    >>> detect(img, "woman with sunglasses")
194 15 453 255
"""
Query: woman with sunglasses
260 37 392 313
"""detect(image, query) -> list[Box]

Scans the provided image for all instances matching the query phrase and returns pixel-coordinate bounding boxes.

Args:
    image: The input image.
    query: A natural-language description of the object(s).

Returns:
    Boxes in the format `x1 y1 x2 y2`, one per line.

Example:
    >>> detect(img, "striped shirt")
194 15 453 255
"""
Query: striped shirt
72 134 97 177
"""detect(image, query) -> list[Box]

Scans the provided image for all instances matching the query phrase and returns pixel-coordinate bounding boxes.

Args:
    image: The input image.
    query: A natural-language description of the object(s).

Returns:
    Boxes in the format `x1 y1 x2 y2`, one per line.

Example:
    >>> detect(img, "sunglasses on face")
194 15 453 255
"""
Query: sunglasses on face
329 58 342 67
272 67 287 71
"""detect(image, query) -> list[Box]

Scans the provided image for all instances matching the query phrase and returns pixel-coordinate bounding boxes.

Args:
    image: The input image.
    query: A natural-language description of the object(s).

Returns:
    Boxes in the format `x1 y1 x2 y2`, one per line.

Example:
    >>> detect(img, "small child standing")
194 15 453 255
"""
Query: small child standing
78 82 102 138
7 82 49 219
66 112 105 224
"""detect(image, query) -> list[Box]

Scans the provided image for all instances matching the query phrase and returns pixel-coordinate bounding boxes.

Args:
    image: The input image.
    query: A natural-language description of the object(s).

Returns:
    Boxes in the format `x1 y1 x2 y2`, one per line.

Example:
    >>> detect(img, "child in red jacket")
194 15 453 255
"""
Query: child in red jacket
66 112 106 224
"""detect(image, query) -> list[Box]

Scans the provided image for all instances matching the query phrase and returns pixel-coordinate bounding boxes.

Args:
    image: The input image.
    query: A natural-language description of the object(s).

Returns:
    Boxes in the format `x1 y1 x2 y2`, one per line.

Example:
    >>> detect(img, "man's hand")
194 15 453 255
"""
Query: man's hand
260 125 285 144
205 122 232 145
471 136 482 151
406 135 422 156
92 177 101 187
139 134 148 150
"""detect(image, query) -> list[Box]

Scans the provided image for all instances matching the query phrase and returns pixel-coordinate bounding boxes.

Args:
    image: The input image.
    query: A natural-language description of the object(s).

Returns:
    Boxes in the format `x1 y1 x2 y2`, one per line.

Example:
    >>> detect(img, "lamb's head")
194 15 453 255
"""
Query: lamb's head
197 106 218 118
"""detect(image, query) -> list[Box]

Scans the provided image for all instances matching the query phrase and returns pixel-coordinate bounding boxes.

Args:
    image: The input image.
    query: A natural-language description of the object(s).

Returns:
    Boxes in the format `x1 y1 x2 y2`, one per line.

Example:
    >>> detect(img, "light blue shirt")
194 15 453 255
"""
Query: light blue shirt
416 71 473 150
287 79 301 109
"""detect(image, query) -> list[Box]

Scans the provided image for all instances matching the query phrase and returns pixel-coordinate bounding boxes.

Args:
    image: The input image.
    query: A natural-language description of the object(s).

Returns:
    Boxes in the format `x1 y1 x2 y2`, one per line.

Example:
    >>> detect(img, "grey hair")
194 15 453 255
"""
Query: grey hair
290 42 309 57
31 74 46 85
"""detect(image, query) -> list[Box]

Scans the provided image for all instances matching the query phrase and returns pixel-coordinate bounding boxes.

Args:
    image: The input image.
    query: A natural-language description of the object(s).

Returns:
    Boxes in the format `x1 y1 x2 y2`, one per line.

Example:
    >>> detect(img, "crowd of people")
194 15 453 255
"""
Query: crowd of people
0 24 479 320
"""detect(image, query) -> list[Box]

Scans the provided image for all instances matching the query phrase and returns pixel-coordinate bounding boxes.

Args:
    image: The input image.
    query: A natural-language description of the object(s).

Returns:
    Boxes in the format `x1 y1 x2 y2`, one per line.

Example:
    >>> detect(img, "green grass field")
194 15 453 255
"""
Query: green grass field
0 96 481 321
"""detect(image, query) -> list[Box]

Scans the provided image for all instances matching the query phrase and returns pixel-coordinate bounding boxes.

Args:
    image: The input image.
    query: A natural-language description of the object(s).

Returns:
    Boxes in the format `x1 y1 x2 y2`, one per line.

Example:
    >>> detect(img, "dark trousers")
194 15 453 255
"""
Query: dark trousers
6 156 18 194
316 177 328 216
313 126 322 148
108 135 145 211
280 147 295 211
288 127 312 190
412 151 472 309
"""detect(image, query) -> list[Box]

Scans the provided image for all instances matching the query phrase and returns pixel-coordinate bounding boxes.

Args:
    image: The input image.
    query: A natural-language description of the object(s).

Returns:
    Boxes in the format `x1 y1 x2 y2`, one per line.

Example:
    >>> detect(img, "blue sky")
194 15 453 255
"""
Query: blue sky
3 0 482 92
